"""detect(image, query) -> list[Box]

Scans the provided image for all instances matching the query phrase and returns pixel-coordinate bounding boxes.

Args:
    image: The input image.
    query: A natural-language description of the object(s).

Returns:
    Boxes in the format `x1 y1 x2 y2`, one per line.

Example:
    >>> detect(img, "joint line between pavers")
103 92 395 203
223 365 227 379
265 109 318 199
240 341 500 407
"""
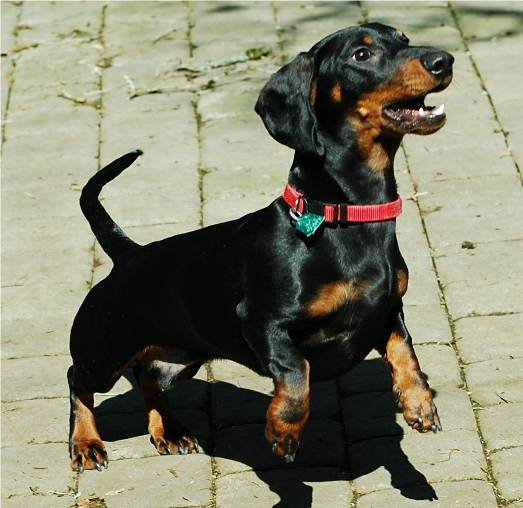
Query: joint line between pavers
70 4 108 500
184 5 217 507
401 143 507 508
448 1 523 187
270 1 286 65
1 2 23 153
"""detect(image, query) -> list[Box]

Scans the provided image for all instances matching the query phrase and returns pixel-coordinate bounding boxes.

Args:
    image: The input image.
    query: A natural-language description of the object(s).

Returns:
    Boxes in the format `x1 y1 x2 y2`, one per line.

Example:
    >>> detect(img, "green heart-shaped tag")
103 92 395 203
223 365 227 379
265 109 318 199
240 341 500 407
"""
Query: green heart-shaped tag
295 213 325 237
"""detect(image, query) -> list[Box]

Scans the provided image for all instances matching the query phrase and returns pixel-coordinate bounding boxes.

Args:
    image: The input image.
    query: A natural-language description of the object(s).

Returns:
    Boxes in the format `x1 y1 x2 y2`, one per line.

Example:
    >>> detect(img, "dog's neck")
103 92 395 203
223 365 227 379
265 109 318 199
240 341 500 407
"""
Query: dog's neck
288 136 402 206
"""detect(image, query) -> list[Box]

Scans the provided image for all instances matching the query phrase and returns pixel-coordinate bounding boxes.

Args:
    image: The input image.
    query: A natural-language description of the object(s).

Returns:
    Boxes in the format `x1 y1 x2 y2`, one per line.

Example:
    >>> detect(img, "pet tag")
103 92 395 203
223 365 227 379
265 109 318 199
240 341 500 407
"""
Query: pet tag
295 213 325 237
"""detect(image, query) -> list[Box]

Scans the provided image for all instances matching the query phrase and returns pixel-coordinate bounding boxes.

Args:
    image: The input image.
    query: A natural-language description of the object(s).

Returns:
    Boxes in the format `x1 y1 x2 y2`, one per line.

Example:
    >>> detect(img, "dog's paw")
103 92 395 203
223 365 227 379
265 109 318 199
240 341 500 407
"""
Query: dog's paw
70 439 108 473
396 384 442 433
150 433 200 456
265 421 301 463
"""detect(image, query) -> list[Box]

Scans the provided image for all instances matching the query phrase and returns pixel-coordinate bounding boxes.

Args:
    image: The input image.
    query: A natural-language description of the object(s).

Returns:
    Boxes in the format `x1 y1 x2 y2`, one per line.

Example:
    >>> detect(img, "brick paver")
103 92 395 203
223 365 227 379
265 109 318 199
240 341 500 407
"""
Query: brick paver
2 2 522 507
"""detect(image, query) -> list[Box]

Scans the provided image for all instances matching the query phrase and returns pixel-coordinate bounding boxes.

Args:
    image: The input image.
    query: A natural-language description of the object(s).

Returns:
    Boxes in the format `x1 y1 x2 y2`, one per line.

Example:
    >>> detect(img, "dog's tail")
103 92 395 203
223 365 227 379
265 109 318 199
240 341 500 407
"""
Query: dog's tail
80 150 143 262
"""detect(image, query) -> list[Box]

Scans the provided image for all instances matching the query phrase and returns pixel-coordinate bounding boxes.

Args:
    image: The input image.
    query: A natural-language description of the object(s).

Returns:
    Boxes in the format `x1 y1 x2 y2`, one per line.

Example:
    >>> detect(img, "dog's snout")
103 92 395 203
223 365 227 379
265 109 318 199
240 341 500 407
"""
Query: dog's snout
421 51 454 77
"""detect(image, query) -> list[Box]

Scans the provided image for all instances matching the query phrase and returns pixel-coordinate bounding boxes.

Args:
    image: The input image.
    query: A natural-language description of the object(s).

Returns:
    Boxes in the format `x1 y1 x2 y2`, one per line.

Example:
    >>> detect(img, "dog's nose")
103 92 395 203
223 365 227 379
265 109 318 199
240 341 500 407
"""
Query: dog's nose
421 51 454 78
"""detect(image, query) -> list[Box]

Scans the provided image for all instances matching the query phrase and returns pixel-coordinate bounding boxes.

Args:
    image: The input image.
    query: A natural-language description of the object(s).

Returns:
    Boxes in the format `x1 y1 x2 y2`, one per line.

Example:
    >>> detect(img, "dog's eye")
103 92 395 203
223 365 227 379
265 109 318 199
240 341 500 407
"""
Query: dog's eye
352 47 372 62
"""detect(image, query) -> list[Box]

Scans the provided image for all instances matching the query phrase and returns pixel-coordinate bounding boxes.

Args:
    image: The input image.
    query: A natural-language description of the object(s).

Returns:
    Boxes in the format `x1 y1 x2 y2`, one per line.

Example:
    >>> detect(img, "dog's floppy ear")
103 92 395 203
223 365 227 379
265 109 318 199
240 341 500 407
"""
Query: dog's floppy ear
255 52 324 157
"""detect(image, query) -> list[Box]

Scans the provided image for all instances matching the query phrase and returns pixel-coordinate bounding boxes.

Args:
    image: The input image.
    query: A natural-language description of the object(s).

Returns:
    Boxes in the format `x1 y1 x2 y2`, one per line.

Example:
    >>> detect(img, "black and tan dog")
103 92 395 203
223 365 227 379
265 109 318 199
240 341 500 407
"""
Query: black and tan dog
68 23 453 471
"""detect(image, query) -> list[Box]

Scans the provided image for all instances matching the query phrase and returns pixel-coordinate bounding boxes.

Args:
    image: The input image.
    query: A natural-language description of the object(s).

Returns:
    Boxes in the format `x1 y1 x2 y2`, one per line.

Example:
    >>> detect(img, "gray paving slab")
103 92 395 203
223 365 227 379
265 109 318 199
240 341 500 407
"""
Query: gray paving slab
465 357 523 407
1 315 71 359
215 419 345 475
357 479 497 508
455 313 523 365
479 402 523 451
191 1 277 65
1 443 73 500
2 398 69 447
435 240 523 318
491 446 523 503
216 467 352 508
1 355 70 402
417 174 523 251
452 1 523 170
77 454 212 508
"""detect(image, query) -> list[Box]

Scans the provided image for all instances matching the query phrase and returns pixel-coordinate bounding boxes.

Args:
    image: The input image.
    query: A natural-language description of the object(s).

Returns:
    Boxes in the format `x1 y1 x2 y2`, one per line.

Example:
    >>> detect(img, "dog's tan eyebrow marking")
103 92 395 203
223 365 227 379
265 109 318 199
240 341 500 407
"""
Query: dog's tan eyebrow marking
331 82 343 103
361 35 373 46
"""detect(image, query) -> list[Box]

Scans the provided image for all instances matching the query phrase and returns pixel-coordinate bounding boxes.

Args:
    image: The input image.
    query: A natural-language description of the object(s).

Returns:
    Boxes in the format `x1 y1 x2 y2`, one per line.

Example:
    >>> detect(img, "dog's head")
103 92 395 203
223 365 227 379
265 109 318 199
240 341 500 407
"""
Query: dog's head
255 23 454 158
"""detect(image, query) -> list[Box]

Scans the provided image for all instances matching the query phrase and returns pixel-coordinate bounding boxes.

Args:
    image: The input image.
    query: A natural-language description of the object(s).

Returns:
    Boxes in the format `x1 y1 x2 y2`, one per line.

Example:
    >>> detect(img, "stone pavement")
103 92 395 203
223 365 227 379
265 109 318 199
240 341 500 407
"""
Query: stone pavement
1 1 522 507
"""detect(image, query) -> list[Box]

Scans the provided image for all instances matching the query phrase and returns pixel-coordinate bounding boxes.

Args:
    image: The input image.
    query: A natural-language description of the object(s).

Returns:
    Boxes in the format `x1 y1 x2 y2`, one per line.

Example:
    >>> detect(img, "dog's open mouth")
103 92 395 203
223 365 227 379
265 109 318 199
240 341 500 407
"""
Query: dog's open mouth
383 95 446 134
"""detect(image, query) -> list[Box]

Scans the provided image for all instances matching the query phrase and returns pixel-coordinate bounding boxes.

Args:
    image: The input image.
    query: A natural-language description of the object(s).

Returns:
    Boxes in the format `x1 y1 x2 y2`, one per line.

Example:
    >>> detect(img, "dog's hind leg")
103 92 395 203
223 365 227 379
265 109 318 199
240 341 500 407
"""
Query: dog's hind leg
68 366 108 472
134 349 202 455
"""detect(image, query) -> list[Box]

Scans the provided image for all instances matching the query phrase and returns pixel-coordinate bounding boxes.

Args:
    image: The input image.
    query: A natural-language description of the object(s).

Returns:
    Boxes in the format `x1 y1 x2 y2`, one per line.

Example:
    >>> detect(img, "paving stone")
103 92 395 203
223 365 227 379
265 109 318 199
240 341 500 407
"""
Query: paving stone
215 419 345 475
1 1 18 51
105 1 188 54
101 96 197 168
1 314 71 360
1 283 87 322
2 494 72 508
18 1 103 44
1 355 70 402
453 2 523 167
455 313 523 365
417 174 523 250
349 427 486 495
198 77 267 122
276 2 362 57
216 467 352 508
396 229 442 307
77 454 212 508
491 446 523 502
402 304 451 345
415 343 462 390
435 240 523 318
2 239 92 290
1 398 68 447
200 141 288 225
1 443 73 500
479 402 523 451
342 387 478 446
191 1 277 65
465 357 523 407
357 479 497 508
13 41 101 93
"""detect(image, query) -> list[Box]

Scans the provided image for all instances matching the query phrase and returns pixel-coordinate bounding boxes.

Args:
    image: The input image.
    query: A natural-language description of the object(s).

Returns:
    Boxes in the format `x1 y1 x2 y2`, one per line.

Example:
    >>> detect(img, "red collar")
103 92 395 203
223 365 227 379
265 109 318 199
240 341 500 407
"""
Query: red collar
282 183 402 224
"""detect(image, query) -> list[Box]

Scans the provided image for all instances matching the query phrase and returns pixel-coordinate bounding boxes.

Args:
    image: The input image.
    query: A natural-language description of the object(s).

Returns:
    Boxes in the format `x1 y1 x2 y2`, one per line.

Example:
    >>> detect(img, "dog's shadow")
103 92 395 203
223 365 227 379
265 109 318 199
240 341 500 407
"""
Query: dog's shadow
96 359 437 507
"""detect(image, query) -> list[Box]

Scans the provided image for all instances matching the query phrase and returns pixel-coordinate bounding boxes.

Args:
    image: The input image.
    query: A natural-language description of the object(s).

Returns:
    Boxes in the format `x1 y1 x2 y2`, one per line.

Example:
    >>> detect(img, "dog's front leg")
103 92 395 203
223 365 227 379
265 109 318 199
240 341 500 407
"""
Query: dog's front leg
266 356 310 463
378 311 442 433
244 321 310 462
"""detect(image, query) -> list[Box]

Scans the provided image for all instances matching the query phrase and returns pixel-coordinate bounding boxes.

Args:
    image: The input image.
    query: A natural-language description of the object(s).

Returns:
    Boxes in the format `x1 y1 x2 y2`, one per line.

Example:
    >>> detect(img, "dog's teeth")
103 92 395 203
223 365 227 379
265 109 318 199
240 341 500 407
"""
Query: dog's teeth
433 104 445 115
419 107 424 114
